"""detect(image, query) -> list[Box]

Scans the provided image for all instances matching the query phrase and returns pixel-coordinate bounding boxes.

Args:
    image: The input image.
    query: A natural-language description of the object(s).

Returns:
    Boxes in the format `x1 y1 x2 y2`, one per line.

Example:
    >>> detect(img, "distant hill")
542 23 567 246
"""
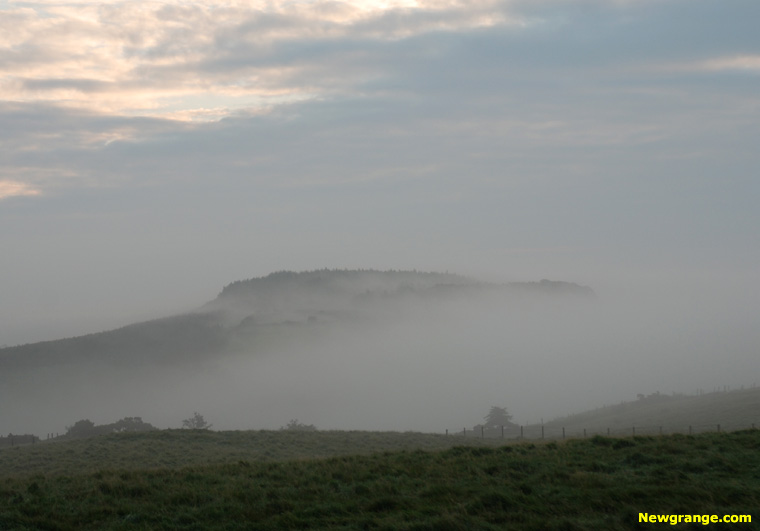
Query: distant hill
0 269 593 372
0 312 228 372
531 387 760 438
204 269 594 326
217 269 472 300
0 269 595 435
1 270 592 364
214 269 593 302
0 269 594 373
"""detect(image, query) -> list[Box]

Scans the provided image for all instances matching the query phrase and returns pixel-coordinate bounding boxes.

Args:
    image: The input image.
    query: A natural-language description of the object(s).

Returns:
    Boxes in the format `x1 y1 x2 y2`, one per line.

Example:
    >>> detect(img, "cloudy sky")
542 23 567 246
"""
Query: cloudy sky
1 0 759 346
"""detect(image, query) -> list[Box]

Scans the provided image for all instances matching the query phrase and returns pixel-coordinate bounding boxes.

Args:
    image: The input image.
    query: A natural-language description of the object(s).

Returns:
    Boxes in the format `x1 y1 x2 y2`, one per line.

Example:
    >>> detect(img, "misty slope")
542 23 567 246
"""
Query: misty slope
0 269 595 435
0 270 593 372
540 387 760 436
0 313 227 371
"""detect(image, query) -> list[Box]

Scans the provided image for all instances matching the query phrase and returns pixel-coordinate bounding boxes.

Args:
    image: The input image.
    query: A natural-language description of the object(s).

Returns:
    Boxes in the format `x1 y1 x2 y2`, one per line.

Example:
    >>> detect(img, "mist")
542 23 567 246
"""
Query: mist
1 0 758 438
2 271 757 437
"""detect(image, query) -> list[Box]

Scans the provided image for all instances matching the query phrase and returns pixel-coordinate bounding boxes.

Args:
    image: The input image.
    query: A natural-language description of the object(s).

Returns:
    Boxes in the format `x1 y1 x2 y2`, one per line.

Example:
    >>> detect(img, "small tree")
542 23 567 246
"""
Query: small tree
280 419 317 432
483 406 513 429
111 417 157 433
182 412 212 430
66 419 98 438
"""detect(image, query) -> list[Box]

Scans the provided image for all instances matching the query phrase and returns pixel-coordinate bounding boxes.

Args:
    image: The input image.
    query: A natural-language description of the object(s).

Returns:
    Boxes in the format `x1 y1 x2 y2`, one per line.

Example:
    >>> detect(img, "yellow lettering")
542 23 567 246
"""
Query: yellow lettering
636 512 750 525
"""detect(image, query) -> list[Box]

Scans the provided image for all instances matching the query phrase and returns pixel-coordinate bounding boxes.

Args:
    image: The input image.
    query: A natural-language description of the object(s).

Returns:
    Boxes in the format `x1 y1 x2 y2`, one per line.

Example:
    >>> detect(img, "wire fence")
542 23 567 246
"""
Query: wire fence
0 434 39 447
449 421 760 441
3 421 759 449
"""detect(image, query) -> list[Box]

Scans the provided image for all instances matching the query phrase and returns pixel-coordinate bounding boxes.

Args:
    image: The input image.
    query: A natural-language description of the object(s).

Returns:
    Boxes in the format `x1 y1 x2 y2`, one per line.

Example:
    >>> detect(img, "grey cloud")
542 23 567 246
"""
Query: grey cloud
20 77 114 92
4 0 757 115
0 102 192 189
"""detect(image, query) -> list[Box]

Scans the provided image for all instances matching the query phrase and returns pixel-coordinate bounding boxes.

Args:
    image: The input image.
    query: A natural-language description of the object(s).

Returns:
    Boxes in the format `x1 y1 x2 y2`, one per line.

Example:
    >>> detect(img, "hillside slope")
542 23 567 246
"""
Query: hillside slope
0 270 595 436
0 270 593 371
537 387 760 437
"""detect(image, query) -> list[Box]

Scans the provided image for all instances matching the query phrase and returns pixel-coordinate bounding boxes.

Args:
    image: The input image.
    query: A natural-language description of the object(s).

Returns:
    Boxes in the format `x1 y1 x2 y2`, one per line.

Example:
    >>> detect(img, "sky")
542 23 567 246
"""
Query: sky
1 0 759 348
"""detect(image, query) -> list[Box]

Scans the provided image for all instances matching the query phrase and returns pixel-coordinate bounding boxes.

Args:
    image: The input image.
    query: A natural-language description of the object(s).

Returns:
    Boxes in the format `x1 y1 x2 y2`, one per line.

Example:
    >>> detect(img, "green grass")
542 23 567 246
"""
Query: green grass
1 430 759 530
0 430 504 477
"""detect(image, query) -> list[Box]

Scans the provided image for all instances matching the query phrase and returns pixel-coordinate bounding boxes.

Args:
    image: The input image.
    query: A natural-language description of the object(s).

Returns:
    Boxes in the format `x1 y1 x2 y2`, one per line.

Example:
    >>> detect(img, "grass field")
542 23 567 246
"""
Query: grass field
1 429 759 530
0 430 503 477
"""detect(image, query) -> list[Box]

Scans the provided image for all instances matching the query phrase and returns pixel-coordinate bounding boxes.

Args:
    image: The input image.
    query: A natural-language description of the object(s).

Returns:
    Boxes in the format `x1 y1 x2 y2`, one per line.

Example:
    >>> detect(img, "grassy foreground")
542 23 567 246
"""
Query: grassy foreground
0 430 503 477
1 430 759 530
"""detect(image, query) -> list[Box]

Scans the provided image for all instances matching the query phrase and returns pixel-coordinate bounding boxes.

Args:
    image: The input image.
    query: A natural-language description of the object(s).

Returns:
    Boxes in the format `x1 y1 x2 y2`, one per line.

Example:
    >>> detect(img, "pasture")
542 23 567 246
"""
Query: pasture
1 428 758 530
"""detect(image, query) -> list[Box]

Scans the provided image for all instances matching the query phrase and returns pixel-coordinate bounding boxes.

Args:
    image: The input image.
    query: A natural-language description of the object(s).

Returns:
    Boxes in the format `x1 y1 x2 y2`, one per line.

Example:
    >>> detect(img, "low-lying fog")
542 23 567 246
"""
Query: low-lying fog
1 275 758 436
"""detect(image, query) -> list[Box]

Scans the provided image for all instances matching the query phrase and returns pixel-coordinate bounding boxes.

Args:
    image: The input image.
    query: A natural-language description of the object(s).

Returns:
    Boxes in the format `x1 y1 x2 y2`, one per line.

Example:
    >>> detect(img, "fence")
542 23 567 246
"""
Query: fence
0 434 39 447
448 421 759 441
3 422 758 448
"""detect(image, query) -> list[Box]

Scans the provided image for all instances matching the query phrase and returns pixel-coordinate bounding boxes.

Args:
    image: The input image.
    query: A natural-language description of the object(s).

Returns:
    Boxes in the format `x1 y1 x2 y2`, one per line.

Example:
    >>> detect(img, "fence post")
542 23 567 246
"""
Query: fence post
463 428 466 437
481 426 484 439
445 429 448 436
501 425 504 439
520 425 524 439
562 427 565 439
541 425 544 439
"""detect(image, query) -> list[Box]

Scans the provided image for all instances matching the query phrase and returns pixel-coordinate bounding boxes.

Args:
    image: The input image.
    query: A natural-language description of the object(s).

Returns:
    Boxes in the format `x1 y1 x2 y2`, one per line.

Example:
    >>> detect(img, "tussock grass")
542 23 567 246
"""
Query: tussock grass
0 430 758 530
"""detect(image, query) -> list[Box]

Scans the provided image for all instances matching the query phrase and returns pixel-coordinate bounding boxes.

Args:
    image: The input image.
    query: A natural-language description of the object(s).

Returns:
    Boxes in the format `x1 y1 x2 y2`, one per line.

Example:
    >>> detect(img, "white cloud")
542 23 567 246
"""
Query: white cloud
0 179 41 199
0 0 519 119
699 55 760 72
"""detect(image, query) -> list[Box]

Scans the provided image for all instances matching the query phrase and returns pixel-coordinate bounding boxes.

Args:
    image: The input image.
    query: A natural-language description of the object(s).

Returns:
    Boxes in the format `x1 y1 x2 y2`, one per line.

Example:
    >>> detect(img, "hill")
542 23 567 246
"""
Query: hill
0 312 228 371
206 269 593 326
536 386 760 438
0 269 593 371
0 269 596 436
